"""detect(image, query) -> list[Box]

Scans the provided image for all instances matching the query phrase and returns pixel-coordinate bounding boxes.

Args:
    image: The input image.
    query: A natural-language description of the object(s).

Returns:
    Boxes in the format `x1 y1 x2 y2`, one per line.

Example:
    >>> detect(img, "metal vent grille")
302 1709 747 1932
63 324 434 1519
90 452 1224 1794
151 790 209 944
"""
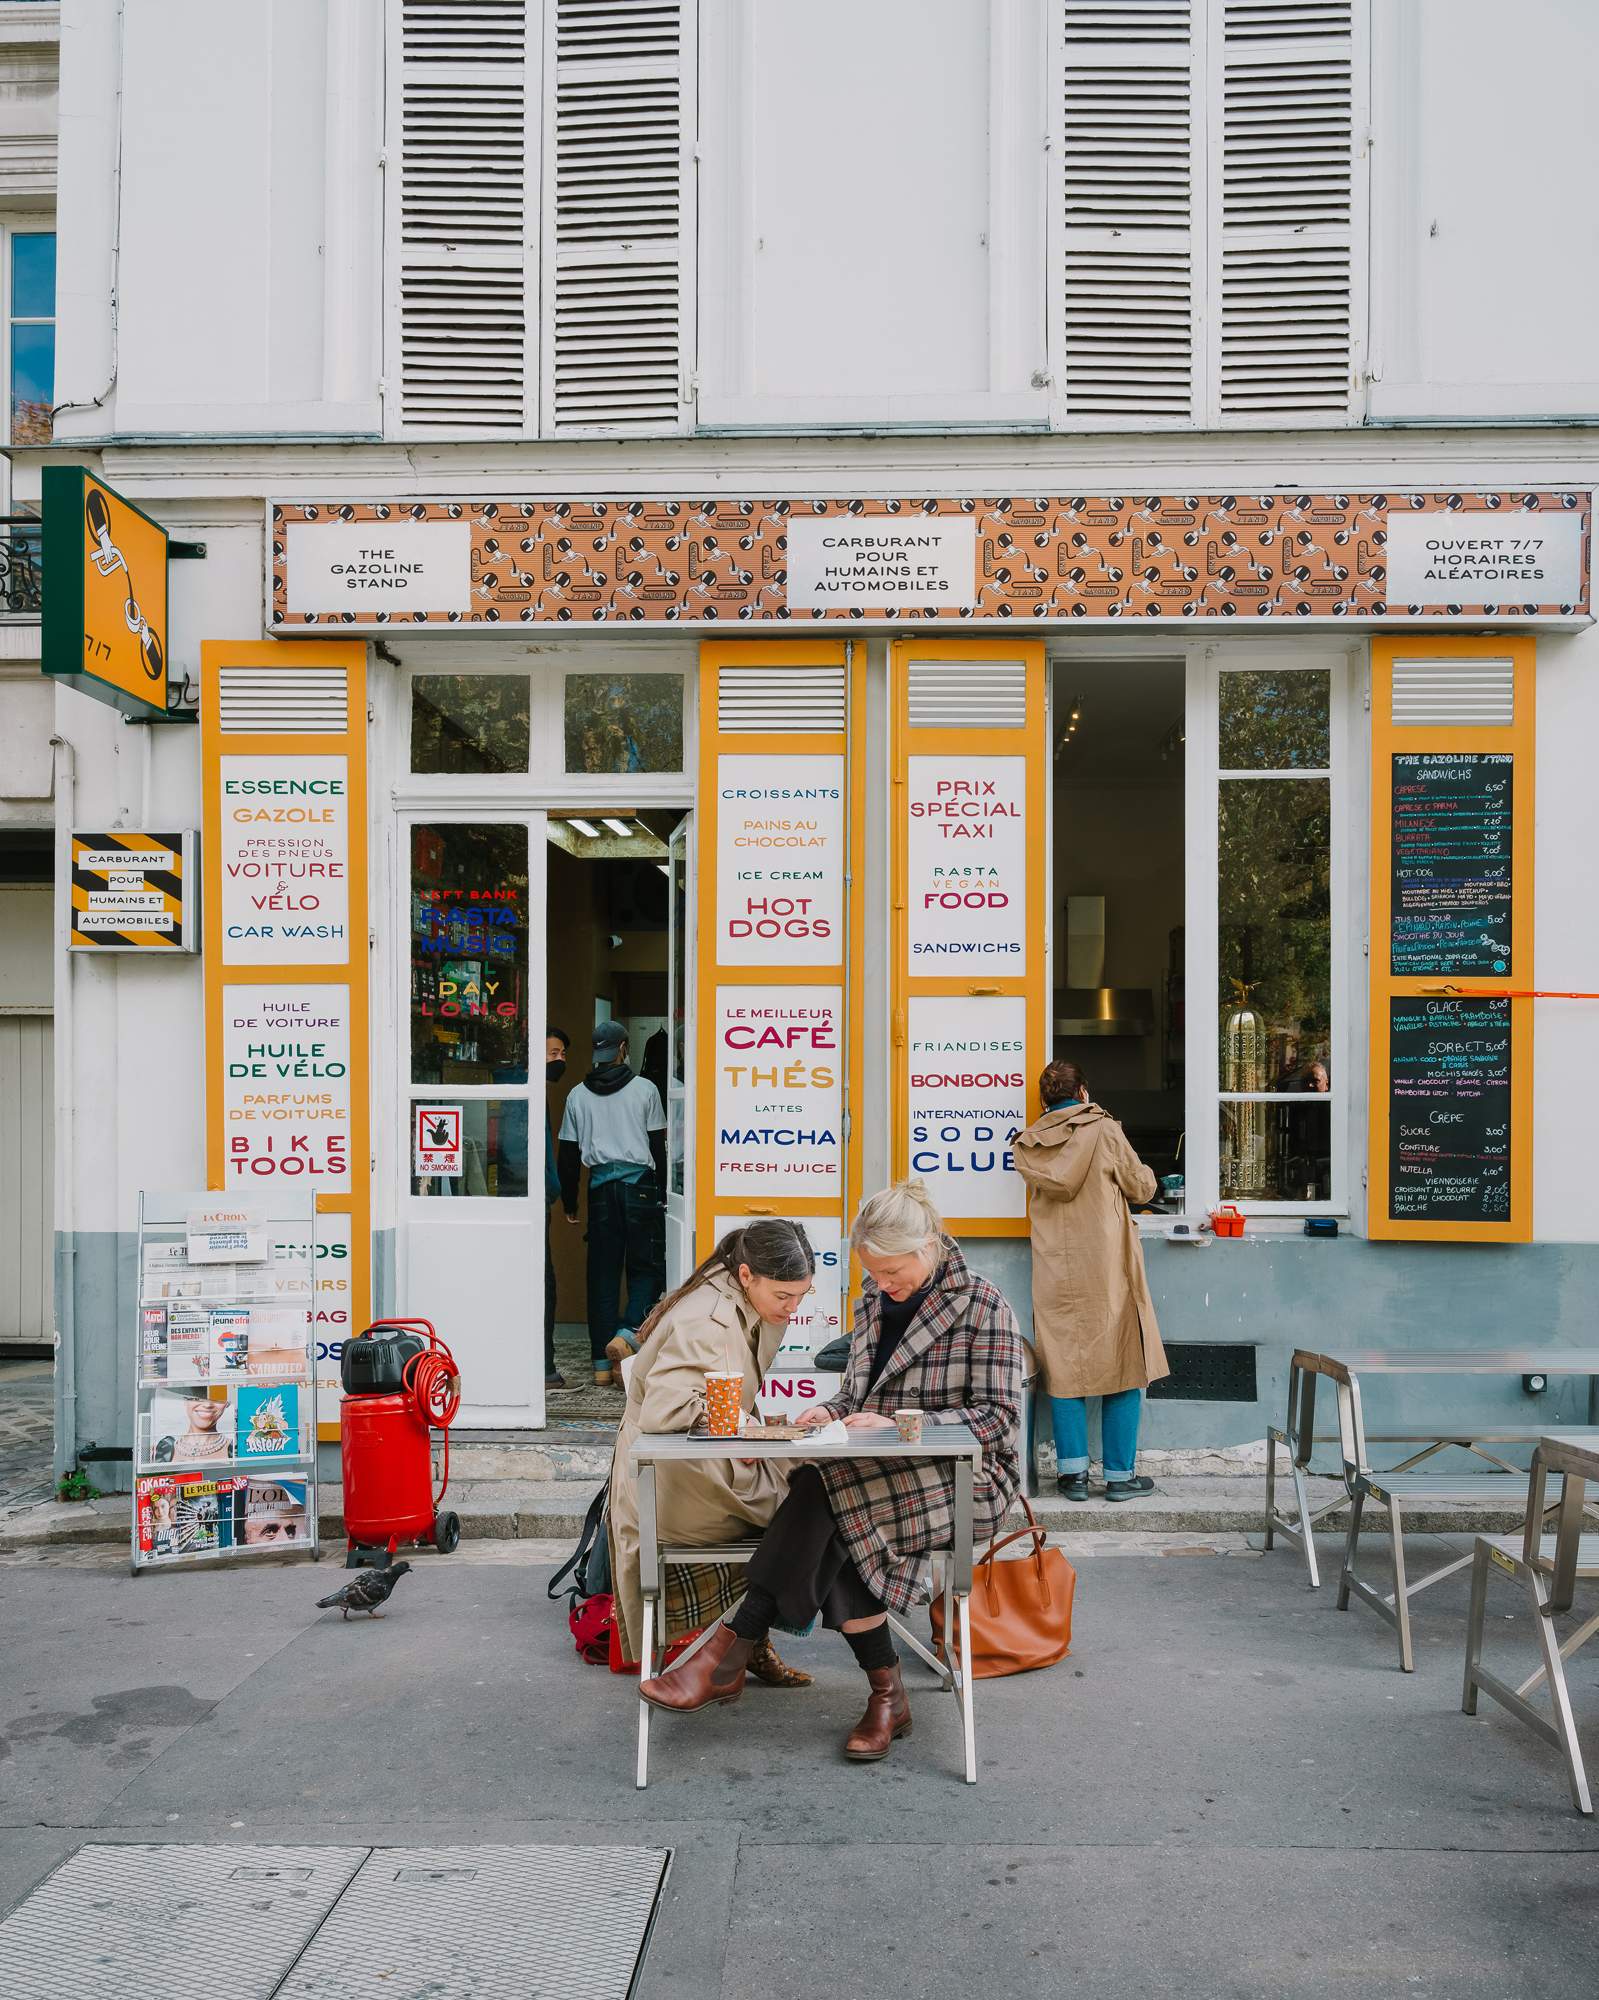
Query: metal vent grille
218 668 350 736
1391 658 1515 728
1147 1343 1258 1403
717 665 847 735
908 660 1028 730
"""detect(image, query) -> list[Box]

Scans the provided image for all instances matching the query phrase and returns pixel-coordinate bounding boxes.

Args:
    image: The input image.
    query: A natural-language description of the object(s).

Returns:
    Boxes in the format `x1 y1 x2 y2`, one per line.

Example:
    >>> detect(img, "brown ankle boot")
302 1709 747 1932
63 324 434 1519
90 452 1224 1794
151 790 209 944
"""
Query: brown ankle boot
639 1623 752 1713
844 1663 912 1761
749 1636 812 1688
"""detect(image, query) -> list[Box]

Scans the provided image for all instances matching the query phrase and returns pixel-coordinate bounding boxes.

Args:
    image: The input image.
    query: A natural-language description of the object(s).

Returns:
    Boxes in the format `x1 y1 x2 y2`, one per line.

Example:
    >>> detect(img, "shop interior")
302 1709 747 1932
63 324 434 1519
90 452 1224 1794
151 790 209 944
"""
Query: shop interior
1051 658 1187 1203
544 811 680 1393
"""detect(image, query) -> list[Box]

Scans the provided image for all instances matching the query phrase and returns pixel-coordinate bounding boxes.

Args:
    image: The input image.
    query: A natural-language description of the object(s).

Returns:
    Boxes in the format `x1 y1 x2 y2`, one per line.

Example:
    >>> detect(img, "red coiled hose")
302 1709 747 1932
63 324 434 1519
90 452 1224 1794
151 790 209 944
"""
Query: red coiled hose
374 1320 461 1507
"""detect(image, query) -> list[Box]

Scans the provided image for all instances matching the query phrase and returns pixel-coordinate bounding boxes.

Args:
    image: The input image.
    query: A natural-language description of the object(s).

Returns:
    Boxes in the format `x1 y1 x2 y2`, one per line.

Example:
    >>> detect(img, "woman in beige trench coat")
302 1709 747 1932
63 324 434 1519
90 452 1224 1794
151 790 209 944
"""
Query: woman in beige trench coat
1015 1058 1169 1503
607 1219 816 1674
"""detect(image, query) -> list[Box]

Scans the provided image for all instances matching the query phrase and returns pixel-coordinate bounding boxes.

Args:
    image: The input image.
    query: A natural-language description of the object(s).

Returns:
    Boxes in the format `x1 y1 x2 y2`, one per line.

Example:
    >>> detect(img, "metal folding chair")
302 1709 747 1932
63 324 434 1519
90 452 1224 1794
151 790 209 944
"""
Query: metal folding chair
1462 1434 1599 1815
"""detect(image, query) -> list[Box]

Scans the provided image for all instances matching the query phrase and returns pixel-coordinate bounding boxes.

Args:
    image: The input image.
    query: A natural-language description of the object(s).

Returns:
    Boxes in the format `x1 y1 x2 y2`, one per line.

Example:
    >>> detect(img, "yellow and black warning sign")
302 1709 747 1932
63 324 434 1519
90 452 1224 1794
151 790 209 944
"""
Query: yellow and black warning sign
70 830 197 952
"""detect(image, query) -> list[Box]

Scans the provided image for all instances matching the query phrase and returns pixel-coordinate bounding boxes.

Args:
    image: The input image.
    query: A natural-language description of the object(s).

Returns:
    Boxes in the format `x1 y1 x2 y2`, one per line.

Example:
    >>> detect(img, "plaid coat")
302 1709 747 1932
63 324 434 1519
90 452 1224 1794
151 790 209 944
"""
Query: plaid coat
816 1240 1025 1614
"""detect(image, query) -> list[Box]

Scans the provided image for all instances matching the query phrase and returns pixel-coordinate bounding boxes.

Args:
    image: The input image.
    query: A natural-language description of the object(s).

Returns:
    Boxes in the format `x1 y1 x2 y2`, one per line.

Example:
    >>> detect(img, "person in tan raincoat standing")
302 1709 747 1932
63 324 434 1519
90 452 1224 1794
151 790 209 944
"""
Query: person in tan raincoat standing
1015 1058 1169 1502
606 1219 817 1685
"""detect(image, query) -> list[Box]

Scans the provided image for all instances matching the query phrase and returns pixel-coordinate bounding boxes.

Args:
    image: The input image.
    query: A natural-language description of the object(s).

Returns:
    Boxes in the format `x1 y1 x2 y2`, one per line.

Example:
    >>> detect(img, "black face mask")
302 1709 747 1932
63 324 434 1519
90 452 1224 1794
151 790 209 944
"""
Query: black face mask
546 1059 566 1083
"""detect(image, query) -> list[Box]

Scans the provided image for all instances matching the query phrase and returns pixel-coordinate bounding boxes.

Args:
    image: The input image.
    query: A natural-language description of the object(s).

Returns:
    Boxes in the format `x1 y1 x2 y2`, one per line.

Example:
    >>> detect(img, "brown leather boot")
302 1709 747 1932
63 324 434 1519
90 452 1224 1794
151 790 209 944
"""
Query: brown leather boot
749 1636 812 1688
639 1623 752 1713
844 1663 912 1761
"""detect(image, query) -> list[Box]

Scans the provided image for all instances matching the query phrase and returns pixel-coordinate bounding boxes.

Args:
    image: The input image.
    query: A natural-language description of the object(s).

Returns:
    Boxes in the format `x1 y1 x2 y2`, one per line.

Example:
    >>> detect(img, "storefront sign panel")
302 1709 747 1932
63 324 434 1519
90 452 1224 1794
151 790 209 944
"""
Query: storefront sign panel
1384 512 1584 608
69 831 195 951
45 465 169 718
906 995 1028 1222
906 755 1028 965
314 1210 351 1427
715 753 844 966
220 756 349 964
222 983 352 1192
713 985 842 1199
785 516 976 609
272 494 1590 629
283 519 471 616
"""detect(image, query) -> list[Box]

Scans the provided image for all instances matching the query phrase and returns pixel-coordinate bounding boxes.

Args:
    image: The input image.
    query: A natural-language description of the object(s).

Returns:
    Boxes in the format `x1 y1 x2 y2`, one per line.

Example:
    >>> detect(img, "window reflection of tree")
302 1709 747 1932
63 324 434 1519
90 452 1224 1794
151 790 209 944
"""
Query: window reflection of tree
564 675 683 773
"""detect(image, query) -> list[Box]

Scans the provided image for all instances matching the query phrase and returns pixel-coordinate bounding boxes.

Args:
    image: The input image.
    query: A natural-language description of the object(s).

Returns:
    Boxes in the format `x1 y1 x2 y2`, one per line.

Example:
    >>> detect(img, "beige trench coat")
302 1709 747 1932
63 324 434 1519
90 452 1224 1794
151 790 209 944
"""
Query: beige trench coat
1014 1101 1169 1400
607 1267 791 1664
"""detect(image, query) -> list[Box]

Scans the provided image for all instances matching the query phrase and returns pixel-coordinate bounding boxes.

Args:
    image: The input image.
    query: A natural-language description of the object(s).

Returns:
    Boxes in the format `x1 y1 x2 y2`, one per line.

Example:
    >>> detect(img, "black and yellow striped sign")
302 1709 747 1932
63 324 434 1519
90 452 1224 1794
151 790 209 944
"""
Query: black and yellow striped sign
70 830 195 951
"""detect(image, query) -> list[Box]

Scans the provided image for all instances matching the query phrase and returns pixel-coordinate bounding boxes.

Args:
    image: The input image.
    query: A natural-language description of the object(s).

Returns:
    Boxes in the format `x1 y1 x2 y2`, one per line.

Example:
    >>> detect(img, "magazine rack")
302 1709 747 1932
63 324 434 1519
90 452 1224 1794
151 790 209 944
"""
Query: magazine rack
131 1189 322 1576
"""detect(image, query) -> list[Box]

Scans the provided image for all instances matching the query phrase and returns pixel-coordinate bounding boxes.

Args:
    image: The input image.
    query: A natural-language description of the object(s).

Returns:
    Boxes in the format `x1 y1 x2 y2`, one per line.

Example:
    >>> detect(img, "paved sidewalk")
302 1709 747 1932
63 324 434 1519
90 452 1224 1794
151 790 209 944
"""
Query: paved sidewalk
3 1532 1598 1997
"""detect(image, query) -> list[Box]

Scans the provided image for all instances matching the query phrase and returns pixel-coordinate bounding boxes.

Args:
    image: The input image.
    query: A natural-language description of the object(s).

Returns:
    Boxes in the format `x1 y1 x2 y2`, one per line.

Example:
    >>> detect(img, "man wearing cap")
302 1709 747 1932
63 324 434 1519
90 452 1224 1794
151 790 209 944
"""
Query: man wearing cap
557 1020 668 1387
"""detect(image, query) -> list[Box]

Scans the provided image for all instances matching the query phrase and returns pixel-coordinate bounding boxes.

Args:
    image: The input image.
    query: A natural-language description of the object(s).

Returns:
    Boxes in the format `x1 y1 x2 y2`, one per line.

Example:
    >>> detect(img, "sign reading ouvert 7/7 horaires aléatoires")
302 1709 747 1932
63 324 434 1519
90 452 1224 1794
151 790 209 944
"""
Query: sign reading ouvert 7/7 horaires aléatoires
270 494 1590 629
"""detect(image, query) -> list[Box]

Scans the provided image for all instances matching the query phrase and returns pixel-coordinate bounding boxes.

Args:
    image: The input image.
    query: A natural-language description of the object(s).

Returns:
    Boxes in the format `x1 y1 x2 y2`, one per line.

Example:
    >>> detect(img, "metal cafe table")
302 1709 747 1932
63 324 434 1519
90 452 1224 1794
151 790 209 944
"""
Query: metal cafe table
1462 1431 1599 1815
1264 1348 1599 1670
630 1421 984 1789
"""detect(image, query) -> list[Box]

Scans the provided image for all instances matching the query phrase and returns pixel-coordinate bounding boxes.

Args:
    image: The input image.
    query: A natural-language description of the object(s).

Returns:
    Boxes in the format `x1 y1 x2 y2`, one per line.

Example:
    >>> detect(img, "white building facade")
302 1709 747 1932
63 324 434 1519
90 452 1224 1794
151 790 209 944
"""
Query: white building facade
17 0 1599 1475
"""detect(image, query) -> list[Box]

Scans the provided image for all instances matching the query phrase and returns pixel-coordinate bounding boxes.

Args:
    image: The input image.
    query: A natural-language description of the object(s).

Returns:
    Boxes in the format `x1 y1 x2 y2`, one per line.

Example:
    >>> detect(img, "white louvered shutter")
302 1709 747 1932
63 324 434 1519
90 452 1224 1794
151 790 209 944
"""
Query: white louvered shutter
1050 0 1366 432
1051 1 1201 429
390 0 537 435
1210 0 1365 425
541 0 694 435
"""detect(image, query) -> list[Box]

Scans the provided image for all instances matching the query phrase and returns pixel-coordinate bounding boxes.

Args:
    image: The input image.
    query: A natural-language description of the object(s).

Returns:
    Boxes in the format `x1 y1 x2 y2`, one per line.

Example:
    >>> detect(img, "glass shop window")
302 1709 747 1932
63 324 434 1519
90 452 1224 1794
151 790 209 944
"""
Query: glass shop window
563 673 685 774
1216 669 1333 1204
411 674 531 774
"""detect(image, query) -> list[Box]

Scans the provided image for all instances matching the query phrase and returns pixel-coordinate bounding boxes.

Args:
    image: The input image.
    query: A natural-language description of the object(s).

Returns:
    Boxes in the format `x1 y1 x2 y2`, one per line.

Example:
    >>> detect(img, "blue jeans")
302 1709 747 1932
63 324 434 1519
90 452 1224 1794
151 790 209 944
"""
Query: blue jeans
584 1172 665 1362
1052 1389 1143 1483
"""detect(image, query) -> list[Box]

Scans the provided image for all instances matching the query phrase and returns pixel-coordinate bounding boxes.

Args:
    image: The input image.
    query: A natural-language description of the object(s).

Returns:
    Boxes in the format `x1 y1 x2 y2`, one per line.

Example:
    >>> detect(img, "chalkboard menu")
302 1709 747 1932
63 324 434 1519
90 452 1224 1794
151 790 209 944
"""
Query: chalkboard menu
1390 753 1513 977
1388 995 1512 1223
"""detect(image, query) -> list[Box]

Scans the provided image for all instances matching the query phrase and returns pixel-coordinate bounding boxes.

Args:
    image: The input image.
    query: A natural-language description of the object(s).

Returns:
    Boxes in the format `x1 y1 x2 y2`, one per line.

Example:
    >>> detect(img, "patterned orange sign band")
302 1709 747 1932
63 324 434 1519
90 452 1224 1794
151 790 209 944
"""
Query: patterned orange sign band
270 492 1589 629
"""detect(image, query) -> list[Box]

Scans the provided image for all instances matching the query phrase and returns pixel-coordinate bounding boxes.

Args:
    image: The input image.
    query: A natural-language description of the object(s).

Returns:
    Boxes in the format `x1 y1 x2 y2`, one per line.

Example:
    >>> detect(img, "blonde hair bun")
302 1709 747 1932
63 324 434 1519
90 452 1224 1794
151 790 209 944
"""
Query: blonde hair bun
850 1178 944 1257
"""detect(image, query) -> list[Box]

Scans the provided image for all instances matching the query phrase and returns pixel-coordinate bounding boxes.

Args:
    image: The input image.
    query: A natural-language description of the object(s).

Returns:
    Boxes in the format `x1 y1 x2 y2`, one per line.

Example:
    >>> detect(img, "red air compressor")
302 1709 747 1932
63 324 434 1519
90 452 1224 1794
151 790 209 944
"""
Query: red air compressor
339 1319 462 1568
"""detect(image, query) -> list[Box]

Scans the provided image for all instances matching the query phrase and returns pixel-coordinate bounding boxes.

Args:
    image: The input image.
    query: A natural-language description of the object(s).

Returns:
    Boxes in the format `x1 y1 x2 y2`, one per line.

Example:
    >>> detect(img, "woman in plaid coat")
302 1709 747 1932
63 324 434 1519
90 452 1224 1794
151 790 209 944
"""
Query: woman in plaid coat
642 1180 1025 1762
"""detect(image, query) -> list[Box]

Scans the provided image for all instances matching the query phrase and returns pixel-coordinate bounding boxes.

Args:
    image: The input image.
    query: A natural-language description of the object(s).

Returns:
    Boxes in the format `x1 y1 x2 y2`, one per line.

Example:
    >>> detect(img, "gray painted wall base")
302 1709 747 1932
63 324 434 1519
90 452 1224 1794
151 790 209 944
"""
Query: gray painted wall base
54 1228 1599 1476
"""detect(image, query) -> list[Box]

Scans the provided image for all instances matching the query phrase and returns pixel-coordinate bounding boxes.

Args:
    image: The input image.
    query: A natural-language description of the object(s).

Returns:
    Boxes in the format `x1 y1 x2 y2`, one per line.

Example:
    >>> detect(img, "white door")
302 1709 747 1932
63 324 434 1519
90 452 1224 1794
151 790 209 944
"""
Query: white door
664 813 695 1286
0 1011 52 1345
400 814 543 1428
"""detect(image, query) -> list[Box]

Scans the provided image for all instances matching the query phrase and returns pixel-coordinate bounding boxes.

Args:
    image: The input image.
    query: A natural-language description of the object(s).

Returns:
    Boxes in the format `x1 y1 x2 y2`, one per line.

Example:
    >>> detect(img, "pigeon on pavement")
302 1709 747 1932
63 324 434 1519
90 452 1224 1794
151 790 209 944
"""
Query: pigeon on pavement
316 1560 412 1619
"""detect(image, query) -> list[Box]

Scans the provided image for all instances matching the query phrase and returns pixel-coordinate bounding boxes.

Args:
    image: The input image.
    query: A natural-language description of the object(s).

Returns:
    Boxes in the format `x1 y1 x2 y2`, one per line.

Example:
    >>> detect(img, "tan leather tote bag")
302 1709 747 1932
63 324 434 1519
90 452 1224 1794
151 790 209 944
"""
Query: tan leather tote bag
930 1495 1075 1678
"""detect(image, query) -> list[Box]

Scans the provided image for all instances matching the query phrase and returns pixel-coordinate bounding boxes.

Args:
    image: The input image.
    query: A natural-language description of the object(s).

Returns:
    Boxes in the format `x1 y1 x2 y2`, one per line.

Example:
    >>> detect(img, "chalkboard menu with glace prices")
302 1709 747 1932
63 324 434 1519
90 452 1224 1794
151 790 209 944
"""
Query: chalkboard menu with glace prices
1389 995 1512 1223
1390 754 1513 976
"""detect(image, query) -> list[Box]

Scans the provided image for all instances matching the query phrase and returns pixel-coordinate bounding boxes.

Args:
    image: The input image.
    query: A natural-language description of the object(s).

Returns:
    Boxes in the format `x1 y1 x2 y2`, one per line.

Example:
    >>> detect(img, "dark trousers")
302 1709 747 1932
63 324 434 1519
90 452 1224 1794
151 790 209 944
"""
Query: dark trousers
584 1172 665 1361
544 1208 558 1375
746 1466 884 1631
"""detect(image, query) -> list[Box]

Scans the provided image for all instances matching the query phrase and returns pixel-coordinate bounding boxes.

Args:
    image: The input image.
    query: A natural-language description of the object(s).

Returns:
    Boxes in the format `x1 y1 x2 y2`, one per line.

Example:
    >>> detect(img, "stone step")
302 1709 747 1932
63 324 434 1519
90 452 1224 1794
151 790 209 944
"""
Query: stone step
1 1473 1579 1551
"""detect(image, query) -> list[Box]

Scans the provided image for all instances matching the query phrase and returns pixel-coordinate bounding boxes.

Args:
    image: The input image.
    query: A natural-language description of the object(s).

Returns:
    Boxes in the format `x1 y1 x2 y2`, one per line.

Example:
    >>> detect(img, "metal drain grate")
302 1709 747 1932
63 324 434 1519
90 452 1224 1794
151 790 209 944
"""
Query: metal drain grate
0 1844 366 2000
279 1843 669 1999
0 1843 670 2000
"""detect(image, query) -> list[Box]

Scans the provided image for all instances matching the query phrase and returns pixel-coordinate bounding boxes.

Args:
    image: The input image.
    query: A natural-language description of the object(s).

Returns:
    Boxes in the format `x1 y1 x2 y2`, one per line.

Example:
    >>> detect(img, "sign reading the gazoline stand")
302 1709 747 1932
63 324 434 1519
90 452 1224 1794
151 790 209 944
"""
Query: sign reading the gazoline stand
43 464 169 717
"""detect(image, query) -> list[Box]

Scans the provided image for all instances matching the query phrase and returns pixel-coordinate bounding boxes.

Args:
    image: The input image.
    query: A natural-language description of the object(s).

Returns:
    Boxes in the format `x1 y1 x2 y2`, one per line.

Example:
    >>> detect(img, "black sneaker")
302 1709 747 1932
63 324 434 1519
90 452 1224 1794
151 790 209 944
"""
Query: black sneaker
1103 1476 1155 1503
1056 1472 1091 1501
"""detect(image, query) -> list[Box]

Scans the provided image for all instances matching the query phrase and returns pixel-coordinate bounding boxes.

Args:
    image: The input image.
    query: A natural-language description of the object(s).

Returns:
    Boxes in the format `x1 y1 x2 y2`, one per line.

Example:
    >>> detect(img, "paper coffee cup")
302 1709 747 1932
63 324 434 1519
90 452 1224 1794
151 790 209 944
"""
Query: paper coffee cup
704 1371 744 1437
894 1408 924 1444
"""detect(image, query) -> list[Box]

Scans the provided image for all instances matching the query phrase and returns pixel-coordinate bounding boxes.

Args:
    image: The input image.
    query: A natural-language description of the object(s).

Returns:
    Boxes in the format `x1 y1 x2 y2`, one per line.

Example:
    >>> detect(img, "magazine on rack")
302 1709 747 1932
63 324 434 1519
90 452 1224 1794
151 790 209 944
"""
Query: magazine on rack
236 1383 301 1461
165 1307 212 1383
145 1387 235 1466
243 1479 309 1547
139 1305 168 1383
136 1473 249 1561
245 1307 312 1380
208 1306 252 1379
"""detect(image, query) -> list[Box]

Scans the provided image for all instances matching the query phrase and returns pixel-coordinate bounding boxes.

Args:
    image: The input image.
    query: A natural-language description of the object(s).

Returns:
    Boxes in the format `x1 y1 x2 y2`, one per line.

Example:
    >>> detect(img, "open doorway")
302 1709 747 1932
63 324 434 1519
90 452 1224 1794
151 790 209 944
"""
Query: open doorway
543 810 683 1409
1051 659 1186 1204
